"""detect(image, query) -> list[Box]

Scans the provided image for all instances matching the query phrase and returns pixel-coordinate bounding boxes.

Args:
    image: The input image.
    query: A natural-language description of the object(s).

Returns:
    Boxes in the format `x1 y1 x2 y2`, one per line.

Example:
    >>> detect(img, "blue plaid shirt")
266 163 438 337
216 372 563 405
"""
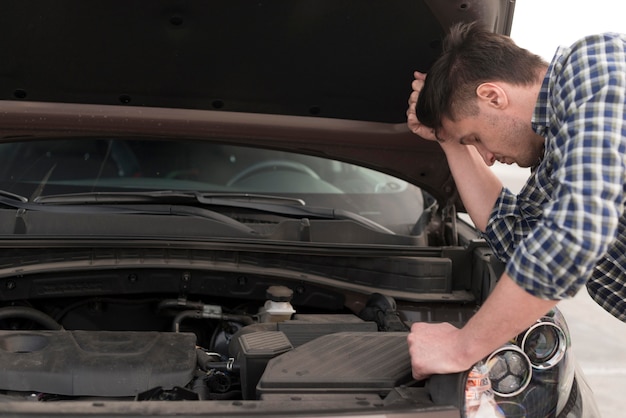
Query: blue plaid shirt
484 33 626 321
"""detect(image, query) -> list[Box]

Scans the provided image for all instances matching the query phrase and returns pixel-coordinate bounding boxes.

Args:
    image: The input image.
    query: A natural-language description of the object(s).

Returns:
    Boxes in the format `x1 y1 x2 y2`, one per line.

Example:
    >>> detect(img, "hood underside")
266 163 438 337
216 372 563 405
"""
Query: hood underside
0 0 514 121
0 0 515 209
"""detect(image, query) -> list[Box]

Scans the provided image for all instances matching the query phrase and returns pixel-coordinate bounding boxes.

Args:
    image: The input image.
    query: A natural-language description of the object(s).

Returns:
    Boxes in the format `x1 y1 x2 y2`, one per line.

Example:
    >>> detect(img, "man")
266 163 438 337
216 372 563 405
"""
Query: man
406 22 626 380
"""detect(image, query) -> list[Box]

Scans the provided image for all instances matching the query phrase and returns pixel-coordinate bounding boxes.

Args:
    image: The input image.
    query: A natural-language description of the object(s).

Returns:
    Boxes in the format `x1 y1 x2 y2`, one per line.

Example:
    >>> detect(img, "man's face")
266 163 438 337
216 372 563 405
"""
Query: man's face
439 108 544 168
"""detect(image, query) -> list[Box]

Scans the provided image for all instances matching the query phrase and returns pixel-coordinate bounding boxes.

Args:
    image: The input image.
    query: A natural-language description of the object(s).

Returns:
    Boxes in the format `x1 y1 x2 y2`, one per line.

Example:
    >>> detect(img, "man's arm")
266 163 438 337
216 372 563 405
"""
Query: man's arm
438 142 503 232
407 274 557 380
406 71 556 378
406 138 555 378
407 71 502 231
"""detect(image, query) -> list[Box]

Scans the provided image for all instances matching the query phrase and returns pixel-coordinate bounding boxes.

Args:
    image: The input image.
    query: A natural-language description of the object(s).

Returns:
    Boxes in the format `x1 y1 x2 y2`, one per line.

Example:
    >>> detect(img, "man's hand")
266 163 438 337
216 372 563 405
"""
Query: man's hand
406 71 437 141
406 322 471 380
407 275 558 381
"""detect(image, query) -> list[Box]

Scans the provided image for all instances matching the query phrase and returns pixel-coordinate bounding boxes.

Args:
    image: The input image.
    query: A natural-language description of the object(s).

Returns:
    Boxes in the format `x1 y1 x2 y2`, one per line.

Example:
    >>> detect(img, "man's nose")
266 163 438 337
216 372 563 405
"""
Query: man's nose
474 145 496 166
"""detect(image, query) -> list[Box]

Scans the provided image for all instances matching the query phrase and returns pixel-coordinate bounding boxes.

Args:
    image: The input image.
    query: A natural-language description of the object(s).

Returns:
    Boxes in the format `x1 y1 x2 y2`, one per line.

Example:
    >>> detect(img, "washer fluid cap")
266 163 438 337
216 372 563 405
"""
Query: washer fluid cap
266 285 293 302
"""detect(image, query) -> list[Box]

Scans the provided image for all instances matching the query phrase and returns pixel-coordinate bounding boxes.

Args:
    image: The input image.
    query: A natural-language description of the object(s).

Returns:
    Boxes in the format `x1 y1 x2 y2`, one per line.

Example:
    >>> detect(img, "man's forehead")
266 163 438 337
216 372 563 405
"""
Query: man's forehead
436 118 464 143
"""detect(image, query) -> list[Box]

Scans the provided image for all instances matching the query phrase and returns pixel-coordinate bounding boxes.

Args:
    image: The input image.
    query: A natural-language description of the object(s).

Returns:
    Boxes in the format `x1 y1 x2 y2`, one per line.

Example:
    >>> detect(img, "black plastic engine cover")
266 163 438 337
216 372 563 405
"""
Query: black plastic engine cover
257 332 412 395
0 330 196 397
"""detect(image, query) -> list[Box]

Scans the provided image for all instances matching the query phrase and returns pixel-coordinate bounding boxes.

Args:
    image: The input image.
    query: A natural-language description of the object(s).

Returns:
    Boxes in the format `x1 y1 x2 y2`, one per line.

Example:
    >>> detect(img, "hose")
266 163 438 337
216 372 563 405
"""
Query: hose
172 309 254 332
0 306 63 330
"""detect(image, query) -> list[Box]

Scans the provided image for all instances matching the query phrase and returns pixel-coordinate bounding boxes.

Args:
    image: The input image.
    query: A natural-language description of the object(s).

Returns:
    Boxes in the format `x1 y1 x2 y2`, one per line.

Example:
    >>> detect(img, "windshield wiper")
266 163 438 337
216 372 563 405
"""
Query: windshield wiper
0 189 28 203
35 191 306 207
1 192 257 235
34 191 395 235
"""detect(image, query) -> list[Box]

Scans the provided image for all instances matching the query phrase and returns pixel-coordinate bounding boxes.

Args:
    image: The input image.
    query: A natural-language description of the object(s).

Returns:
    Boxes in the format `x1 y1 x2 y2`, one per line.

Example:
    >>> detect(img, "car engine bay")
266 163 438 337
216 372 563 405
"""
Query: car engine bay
0 238 580 417
0 265 476 405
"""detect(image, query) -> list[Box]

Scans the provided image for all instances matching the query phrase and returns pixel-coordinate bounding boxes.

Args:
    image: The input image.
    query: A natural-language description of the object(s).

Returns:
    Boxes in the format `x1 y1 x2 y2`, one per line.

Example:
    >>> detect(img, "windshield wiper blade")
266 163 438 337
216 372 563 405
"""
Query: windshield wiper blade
196 193 306 207
33 191 306 206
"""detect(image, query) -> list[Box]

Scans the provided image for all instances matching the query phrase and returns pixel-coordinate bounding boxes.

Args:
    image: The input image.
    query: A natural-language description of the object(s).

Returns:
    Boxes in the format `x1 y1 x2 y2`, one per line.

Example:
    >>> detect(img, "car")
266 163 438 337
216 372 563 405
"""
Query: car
0 1 600 417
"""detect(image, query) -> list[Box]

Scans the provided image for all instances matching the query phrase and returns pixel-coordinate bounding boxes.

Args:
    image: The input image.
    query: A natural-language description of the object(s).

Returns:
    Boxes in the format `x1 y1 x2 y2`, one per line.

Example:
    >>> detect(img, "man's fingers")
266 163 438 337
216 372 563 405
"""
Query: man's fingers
411 371 430 381
411 78 424 91
413 71 427 81
407 71 437 141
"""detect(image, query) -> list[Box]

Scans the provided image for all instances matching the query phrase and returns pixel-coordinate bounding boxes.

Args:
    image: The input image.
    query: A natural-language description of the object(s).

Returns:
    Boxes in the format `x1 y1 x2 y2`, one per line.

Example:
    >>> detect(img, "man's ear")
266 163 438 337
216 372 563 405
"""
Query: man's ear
476 83 508 109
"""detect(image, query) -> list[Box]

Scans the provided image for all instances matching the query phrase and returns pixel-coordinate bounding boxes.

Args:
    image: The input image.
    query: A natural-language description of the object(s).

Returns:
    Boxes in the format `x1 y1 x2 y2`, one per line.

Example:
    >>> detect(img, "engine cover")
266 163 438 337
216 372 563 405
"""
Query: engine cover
257 332 412 396
0 330 196 397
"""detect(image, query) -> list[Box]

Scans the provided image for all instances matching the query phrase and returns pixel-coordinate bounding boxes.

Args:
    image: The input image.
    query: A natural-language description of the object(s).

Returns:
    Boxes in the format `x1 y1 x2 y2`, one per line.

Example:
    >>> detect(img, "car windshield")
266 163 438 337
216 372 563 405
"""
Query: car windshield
0 138 431 237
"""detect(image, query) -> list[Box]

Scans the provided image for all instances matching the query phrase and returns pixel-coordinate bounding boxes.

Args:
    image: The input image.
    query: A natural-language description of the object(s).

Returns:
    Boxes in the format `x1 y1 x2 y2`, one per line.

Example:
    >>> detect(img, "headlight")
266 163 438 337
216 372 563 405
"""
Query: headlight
519 318 566 369
486 344 532 397
429 311 581 417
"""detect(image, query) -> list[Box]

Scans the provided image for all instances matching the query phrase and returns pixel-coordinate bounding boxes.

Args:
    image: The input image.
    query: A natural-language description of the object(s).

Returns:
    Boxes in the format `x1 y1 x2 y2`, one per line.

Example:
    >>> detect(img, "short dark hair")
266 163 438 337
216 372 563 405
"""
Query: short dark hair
415 22 548 130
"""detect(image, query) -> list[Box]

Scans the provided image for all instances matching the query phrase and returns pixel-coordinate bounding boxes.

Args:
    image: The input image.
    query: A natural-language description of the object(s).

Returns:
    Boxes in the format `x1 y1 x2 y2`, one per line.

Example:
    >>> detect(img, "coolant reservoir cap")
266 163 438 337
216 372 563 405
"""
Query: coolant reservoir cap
266 285 293 302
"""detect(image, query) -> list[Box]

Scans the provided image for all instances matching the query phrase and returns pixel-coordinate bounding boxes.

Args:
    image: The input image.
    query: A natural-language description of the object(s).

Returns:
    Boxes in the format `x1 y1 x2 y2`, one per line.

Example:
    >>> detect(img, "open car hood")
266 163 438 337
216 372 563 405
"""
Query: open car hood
0 0 515 210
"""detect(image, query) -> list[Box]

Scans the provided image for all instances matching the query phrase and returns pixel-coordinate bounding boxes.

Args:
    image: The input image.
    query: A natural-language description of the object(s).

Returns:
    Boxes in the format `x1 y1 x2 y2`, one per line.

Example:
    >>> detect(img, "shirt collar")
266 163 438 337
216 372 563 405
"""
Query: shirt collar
531 45 569 137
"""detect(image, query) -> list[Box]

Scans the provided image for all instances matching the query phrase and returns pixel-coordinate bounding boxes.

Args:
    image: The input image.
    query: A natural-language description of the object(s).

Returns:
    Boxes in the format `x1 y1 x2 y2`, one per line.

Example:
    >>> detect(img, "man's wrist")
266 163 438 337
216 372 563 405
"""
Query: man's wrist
454 326 485 370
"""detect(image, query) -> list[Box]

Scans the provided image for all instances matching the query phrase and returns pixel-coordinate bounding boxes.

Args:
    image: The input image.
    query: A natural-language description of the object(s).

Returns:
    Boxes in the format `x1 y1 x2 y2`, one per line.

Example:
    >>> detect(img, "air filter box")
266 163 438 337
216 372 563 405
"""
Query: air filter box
234 331 293 399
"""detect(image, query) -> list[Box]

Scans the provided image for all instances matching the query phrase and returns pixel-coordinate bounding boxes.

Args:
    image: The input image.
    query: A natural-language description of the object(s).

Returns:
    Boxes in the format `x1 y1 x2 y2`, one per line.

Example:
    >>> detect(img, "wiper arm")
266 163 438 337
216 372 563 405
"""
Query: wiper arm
0 189 28 203
196 194 394 234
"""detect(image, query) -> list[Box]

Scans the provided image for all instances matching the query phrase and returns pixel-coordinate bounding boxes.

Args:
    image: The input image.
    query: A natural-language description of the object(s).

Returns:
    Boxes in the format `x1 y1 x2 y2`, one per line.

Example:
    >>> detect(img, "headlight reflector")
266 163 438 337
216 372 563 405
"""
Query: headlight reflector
486 344 532 397
520 319 566 369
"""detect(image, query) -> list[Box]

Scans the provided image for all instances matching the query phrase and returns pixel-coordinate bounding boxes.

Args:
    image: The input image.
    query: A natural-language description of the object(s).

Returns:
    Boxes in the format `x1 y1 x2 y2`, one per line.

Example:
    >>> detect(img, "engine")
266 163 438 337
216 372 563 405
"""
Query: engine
0 286 416 402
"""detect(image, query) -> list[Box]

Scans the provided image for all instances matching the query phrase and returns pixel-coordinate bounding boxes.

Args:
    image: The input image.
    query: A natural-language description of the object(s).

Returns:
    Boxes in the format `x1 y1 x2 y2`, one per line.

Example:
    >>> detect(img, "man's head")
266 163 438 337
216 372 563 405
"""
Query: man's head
415 22 548 167
417 22 547 129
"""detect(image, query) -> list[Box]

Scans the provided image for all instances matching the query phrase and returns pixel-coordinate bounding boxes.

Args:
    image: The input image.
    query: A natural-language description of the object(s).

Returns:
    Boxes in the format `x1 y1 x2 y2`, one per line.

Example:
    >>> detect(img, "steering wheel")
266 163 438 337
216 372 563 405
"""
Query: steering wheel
226 160 320 186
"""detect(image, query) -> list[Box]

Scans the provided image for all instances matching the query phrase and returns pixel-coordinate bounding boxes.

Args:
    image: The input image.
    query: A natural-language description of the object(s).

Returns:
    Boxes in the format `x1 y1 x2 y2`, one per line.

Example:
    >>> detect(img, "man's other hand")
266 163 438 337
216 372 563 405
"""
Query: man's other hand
406 71 438 141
